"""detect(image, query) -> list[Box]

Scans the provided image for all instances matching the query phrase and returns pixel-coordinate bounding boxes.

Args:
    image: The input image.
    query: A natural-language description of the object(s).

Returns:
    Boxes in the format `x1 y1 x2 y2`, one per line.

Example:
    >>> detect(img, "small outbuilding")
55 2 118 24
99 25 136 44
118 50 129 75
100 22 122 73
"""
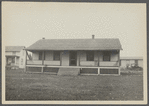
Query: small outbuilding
120 57 143 69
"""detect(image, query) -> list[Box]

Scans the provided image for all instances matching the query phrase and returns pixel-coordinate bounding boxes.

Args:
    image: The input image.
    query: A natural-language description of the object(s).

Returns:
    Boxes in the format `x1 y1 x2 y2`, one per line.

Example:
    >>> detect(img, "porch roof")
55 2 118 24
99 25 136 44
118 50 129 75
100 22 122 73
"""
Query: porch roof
25 38 122 51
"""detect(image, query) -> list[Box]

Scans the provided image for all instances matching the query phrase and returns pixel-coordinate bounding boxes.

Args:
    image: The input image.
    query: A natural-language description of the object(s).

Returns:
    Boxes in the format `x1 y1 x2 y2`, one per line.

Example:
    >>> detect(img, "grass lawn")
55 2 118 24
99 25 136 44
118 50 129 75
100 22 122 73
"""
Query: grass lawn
6 69 143 100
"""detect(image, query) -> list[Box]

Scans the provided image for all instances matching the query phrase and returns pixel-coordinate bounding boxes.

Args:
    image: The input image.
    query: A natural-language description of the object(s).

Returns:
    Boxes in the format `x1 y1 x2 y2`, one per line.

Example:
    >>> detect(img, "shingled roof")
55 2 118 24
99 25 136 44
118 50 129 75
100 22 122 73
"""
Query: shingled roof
26 38 122 51
5 46 25 52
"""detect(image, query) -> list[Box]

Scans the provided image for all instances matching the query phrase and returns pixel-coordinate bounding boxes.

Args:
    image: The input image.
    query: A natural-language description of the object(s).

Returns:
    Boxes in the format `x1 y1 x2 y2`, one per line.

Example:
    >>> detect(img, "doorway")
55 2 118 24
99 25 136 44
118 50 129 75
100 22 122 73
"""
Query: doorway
69 51 77 66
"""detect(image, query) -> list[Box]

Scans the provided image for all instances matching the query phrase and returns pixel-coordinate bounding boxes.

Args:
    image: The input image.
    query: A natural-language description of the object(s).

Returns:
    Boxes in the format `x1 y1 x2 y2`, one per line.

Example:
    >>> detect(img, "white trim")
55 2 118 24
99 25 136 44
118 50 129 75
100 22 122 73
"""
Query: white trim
25 72 43 74
99 74 120 76
99 67 119 69
26 65 44 67
98 68 100 75
41 67 43 73
80 74 98 76
26 71 58 74
26 64 119 68
43 72 57 74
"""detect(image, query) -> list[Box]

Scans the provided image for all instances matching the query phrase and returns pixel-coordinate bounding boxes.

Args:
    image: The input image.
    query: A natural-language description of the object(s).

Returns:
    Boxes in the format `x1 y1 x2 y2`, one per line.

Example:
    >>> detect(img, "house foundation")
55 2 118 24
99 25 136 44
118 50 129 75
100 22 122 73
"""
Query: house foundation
25 65 120 75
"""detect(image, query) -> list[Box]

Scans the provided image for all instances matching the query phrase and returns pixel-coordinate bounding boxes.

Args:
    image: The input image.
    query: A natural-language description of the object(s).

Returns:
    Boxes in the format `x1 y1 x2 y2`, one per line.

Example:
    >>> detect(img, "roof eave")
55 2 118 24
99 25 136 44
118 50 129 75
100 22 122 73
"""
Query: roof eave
25 48 122 51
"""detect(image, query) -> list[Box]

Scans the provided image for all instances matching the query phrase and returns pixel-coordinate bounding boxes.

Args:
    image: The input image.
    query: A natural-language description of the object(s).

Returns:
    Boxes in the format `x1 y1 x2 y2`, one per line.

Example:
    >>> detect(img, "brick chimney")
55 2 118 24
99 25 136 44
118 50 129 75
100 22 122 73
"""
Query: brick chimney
92 35 95 39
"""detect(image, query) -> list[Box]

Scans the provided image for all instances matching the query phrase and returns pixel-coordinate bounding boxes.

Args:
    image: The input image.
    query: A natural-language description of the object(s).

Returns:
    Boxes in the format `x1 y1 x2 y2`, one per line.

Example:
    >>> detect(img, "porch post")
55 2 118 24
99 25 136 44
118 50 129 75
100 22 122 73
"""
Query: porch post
24 50 27 72
79 51 80 66
42 51 45 65
41 67 44 73
98 51 100 75
98 51 100 67
41 51 45 73
15 57 17 65
118 50 120 75
98 68 100 75
60 51 62 66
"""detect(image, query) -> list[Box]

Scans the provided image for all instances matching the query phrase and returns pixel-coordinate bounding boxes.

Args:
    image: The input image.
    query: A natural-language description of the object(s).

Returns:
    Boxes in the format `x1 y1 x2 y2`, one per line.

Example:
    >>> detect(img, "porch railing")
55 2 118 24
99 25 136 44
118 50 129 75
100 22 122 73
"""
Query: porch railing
27 60 42 65
44 61 60 66
27 60 119 67
100 61 119 67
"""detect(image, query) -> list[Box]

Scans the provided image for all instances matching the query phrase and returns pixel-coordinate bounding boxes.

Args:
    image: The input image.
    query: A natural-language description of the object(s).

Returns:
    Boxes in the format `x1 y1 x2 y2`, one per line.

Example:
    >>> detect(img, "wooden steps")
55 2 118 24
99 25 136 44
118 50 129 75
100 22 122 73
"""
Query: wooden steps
57 68 80 76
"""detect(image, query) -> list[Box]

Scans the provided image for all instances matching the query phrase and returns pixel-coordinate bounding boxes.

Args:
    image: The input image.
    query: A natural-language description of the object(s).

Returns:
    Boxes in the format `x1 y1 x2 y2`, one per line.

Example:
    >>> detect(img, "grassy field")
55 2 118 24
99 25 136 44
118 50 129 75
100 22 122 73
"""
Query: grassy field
6 69 143 100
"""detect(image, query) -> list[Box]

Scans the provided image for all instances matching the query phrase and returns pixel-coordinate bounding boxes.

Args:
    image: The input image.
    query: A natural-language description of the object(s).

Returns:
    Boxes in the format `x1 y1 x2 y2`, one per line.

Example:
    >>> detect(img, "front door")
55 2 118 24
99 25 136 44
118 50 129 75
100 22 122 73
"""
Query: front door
69 51 77 66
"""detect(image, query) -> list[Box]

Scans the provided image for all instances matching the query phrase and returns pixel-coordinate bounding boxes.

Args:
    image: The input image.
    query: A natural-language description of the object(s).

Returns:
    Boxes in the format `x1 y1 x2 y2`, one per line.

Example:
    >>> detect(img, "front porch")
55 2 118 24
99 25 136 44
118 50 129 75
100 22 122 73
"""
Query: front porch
25 50 120 75
26 60 119 67
5 56 19 69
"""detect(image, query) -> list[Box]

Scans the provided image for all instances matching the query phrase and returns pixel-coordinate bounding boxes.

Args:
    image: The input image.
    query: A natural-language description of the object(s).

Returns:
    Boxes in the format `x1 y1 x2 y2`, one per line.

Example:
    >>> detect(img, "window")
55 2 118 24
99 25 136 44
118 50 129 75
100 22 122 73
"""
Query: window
39 52 42 60
103 51 110 61
12 51 16 55
86 51 94 61
39 52 45 60
53 51 60 60
12 58 15 63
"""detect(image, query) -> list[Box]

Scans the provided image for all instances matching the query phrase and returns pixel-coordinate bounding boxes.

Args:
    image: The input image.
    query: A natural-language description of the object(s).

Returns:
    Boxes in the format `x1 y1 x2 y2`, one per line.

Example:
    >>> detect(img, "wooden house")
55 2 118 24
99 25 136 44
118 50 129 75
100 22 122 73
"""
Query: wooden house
25 35 122 75
5 46 26 69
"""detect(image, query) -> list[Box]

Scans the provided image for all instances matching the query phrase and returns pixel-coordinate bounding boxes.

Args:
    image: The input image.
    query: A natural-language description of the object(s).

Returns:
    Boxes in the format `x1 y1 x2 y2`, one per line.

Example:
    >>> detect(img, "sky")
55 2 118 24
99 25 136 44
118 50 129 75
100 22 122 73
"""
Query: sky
2 2 146 57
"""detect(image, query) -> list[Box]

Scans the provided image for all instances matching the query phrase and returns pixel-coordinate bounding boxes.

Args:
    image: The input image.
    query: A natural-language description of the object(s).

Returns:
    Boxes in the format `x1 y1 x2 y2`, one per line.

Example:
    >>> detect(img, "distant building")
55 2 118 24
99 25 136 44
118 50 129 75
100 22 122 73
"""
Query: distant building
5 46 26 69
120 57 143 68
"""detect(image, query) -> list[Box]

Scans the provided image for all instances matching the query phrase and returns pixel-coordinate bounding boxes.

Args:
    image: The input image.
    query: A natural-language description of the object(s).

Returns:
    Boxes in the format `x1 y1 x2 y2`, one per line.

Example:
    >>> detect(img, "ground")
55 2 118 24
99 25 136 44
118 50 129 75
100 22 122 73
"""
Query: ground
6 69 143 100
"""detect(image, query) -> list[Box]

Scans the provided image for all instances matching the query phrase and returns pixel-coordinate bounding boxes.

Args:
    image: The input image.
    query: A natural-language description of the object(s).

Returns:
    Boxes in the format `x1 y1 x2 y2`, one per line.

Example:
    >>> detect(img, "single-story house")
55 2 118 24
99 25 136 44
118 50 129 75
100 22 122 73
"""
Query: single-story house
25 35 122 75
120 57 143 69
5 46 26 69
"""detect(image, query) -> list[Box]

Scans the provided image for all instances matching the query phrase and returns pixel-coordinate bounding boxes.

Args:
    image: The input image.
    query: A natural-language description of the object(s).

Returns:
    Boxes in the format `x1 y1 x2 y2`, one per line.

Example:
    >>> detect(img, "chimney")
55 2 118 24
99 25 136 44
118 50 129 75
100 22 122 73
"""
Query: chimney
42 37 45 39
92 35 95 39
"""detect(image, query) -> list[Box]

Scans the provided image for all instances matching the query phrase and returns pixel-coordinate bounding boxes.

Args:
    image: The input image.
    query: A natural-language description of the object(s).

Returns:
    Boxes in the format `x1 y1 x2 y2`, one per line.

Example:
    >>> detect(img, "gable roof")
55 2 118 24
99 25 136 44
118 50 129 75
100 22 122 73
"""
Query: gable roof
5 46 25 52
26 38 122 51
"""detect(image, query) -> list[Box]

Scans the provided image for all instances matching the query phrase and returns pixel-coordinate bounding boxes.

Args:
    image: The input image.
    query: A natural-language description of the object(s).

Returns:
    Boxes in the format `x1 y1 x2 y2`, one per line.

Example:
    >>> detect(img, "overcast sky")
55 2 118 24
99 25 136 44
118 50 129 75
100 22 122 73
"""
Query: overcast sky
2 2 146 57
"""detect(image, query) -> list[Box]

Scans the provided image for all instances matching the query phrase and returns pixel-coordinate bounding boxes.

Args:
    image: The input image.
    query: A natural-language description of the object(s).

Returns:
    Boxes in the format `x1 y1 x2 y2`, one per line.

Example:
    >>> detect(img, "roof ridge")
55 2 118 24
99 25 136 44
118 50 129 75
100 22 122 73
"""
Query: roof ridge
25 38 122 50
40 38 120 40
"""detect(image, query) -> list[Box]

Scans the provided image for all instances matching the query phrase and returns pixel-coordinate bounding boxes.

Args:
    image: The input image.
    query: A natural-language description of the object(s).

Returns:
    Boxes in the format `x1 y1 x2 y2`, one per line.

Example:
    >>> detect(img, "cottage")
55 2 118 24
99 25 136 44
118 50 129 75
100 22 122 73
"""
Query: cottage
5 46 26 69
25 35 122 75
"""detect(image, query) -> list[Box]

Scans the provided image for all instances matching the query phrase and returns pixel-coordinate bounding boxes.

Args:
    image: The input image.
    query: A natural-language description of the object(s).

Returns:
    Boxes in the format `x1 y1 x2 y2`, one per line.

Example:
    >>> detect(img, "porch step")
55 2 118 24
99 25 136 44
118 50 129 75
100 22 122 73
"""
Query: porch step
57 68 80 76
